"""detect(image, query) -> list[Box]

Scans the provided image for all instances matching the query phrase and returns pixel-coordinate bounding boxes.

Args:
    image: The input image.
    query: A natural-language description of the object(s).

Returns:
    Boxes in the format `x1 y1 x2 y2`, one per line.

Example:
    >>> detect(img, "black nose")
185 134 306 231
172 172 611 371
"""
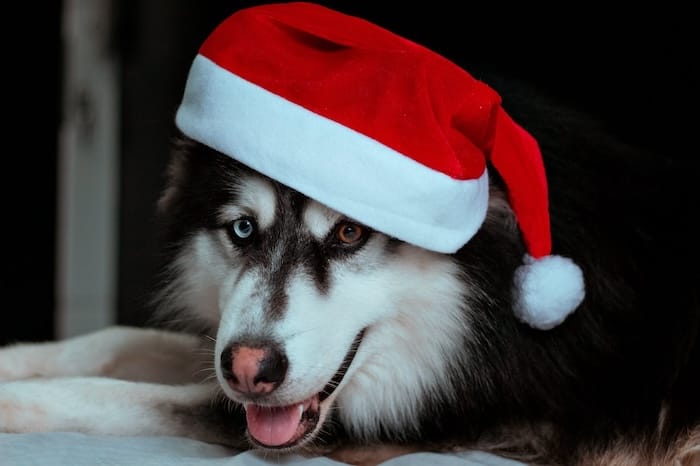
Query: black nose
220 341 288 395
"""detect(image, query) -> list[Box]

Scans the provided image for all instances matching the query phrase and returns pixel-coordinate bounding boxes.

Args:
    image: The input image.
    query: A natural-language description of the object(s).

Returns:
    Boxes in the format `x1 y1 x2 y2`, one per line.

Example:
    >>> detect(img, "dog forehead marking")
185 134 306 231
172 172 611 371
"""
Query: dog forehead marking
233 176 278 229
303 200 343 240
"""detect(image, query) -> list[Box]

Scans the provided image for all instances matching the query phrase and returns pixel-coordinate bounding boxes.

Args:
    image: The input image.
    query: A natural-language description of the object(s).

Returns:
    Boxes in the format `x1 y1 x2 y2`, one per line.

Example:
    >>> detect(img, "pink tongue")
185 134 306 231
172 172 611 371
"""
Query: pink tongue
246 403 302 447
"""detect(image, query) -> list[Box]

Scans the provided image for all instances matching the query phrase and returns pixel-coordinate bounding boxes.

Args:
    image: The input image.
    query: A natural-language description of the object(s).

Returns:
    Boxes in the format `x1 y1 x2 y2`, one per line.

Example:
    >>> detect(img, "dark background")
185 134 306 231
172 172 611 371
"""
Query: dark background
2 1 696 344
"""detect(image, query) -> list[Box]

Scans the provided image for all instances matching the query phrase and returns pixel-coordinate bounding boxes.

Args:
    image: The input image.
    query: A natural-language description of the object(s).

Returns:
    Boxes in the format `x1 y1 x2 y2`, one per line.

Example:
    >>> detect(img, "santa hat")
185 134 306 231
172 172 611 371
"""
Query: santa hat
175 2 585 330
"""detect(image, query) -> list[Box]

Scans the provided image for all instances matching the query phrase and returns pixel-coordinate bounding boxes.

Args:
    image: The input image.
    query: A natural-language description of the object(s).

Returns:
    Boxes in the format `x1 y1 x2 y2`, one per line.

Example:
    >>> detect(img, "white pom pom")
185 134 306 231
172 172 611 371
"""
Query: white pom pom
513 254 585 330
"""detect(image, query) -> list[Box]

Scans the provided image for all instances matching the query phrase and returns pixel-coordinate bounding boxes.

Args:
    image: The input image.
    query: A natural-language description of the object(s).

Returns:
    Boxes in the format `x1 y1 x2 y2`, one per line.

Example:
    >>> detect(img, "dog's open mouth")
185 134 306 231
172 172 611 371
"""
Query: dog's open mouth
244 329 365 448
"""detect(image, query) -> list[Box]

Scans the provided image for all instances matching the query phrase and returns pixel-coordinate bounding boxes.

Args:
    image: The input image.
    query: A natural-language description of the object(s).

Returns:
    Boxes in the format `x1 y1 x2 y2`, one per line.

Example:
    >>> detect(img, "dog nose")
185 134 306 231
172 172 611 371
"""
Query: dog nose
220 342 288 395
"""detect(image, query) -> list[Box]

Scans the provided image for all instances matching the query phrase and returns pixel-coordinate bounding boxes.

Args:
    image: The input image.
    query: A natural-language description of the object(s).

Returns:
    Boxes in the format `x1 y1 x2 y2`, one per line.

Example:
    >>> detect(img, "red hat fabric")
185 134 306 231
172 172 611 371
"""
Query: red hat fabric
175 2 585 329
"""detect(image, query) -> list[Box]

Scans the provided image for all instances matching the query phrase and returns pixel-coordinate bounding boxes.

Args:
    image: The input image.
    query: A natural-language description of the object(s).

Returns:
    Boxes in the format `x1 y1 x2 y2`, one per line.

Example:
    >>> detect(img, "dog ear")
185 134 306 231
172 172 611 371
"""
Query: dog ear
485 185 519 234
157 133 195 214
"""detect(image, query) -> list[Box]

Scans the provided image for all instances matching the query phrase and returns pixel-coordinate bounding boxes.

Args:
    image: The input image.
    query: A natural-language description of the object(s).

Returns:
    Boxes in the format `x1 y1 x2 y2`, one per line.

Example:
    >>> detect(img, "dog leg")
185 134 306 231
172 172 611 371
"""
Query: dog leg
0 377 247 447
0 326 208 384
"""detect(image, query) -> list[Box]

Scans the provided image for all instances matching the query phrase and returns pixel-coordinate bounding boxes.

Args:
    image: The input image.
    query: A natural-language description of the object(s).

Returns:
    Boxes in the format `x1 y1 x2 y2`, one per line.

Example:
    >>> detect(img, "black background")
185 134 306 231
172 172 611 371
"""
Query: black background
2 1 696 344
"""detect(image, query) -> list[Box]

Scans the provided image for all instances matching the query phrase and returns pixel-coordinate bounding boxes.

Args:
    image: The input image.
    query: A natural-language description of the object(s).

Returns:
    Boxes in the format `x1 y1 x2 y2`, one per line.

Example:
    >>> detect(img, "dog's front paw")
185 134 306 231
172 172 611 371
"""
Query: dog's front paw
0 380 54 432
0 343 52 382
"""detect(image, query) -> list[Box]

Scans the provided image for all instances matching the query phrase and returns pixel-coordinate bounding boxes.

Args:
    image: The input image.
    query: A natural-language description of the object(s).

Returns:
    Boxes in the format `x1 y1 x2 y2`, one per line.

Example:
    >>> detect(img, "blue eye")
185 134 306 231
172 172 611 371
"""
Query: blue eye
227 217 257 245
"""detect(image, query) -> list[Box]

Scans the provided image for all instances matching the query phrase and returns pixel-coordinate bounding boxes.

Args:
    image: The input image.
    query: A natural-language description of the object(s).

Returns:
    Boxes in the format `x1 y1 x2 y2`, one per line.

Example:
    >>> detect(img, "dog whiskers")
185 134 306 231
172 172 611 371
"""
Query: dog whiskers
194 348 216 357
194 366 217 379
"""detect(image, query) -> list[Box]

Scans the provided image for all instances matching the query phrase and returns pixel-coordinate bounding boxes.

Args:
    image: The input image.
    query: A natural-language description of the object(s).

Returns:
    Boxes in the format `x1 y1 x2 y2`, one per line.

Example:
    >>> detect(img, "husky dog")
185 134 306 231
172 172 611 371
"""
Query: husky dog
2 110 699 464
1 4 699 466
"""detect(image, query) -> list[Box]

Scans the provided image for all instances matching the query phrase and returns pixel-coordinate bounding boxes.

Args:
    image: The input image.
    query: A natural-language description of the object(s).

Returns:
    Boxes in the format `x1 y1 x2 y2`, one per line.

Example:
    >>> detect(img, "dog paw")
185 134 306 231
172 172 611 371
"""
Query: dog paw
0 344 47 382
0 381 52 432
0 400 48 432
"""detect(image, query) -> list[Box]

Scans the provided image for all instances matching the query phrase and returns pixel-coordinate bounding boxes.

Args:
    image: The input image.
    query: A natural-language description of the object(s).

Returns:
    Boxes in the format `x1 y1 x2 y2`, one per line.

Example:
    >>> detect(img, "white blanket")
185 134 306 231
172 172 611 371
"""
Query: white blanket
0 433 526 466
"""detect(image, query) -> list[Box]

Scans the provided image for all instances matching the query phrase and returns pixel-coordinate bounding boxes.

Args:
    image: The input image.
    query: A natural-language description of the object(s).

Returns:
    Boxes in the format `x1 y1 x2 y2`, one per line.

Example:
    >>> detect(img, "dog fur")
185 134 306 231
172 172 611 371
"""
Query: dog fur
1 67 698 466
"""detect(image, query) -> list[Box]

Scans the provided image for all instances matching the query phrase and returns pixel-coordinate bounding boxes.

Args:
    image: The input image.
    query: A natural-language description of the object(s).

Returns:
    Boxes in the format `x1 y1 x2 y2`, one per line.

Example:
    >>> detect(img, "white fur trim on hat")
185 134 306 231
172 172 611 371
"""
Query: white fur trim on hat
176 55 490 254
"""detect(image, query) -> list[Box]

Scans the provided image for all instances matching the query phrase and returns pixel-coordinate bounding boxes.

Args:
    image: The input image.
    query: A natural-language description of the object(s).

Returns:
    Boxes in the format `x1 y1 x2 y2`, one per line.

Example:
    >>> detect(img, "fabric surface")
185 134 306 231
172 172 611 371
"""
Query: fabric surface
0 433 526 466
175 2 548 257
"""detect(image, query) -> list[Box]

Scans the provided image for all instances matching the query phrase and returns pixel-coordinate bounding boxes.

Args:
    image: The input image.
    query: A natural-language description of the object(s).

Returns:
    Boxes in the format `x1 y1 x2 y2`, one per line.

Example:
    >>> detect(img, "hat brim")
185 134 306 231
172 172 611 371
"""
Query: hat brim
176 55 489 254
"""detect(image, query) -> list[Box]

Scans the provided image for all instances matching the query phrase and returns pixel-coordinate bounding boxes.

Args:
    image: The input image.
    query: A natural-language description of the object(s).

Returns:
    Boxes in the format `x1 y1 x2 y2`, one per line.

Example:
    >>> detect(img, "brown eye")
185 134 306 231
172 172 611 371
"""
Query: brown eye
336 222 365 244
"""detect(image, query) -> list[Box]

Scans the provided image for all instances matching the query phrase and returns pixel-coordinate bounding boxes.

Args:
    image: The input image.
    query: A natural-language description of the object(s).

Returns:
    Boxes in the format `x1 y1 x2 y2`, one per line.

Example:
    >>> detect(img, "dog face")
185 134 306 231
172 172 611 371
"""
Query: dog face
154 139 488 449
